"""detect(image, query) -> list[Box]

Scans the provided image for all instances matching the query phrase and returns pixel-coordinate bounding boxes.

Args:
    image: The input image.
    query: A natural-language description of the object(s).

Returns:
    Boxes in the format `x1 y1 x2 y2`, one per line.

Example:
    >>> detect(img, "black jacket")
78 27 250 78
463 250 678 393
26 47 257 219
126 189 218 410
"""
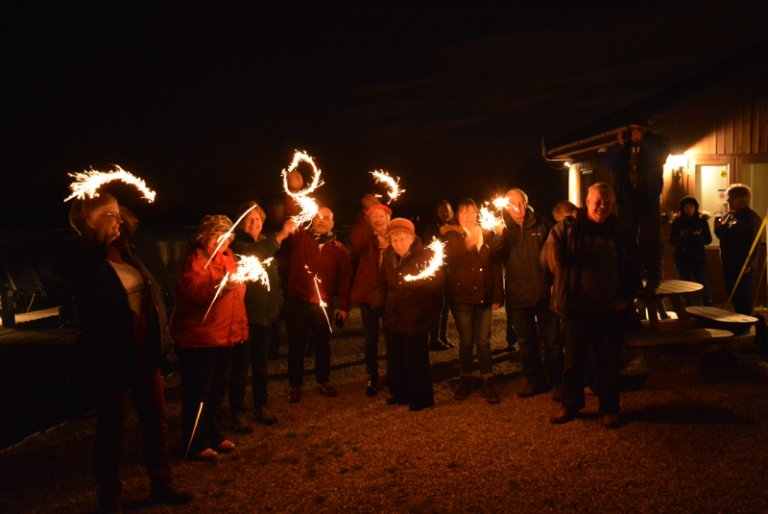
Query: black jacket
501 209 552 309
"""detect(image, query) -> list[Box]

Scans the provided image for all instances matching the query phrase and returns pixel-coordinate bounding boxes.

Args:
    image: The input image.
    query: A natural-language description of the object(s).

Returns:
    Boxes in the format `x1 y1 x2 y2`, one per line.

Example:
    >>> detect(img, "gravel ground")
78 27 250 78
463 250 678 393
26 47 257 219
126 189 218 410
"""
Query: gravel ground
2 309 768 513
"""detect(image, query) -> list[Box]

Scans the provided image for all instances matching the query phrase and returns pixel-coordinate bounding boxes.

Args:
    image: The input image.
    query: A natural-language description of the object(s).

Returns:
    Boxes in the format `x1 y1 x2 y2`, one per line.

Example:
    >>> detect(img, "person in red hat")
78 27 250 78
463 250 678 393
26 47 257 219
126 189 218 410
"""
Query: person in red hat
350 195 393 396
372 217 444 411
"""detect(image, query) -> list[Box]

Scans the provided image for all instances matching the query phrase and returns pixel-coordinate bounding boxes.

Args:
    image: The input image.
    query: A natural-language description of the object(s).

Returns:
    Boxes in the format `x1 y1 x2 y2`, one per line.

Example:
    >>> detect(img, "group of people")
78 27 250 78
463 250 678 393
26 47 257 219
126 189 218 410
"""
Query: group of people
64 121 763 513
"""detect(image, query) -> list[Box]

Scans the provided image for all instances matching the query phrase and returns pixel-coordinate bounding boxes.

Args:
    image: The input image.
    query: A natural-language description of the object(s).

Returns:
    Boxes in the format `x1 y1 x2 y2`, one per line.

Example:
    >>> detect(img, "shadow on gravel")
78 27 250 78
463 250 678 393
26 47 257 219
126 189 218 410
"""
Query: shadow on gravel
624 402 752 426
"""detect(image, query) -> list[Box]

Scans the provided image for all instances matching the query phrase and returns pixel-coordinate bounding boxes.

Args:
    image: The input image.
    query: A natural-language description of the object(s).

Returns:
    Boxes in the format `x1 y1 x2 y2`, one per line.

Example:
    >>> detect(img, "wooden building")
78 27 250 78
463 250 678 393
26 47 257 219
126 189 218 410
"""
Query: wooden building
544 43 768 306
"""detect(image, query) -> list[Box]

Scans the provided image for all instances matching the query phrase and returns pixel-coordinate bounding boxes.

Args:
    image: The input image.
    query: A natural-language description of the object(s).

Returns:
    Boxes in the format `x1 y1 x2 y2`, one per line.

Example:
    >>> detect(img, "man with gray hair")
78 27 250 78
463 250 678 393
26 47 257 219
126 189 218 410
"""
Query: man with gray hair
545 183 639 428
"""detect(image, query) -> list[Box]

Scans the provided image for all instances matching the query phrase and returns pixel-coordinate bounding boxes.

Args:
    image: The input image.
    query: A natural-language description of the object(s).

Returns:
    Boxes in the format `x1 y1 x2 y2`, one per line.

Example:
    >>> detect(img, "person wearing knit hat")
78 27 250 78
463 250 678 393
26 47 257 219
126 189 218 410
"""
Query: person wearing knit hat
387 217 415 237
669 196 712 305
351 196 393 397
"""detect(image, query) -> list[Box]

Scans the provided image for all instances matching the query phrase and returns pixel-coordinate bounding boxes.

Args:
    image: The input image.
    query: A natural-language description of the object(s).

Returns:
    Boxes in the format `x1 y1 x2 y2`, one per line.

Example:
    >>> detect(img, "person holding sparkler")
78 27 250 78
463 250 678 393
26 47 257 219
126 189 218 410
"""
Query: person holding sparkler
442 199 505 403
171 215 247 460
228 201 296 432
372 218 445 411
502 188 562 400
350 195 393 397
66 192 190 512
285 206 352 403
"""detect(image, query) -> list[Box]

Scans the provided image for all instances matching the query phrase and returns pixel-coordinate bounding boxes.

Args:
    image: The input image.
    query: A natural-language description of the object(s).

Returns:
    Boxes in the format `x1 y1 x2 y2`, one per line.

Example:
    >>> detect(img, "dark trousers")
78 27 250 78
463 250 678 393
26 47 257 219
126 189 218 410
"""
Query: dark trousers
93 366 171 504
359 303 382 378
561 314 622 415
384 331 434 408
286 297 332 388
178 346 233 454
619 197 661 285
676 260 712 305
428 288 450 343
511 304 562 387
724 266 755 316
229 323 272 414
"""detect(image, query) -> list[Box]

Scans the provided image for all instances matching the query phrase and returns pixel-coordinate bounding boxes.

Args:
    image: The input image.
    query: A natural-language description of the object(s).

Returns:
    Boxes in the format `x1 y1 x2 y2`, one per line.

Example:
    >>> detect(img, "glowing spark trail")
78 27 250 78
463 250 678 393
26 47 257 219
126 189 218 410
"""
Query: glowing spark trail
479 205 501 232
202 272 229 323
370 170 405 204
230 256 273 290
184 402 204 460
403 238 445 282
282 150 323 226
64 165 156 203
305 265 332 332
492 196 509 211
203 203 257 269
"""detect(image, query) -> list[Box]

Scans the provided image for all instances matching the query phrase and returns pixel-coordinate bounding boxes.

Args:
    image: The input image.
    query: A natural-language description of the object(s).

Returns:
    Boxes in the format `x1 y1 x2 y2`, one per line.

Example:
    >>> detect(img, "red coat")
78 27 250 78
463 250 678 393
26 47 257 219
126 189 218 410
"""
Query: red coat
171 246 248 349
350 217 384 305
287 228 352 310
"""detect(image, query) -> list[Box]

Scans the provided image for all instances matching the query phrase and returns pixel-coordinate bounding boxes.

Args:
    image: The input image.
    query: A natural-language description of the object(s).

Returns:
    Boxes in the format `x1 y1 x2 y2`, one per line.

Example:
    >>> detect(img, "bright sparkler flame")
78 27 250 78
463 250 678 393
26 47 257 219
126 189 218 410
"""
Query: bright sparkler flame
64 165 157 203
492 196 509 211
230 256 273 290
479 205 501 232
370 169 405 204
282 150 324 226
403 238 445 282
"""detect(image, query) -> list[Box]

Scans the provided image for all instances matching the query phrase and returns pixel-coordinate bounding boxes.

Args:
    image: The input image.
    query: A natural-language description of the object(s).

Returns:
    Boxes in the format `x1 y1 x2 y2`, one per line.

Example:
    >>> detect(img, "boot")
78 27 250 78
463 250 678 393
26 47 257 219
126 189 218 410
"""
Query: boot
454 375 473 400
482 376 500 404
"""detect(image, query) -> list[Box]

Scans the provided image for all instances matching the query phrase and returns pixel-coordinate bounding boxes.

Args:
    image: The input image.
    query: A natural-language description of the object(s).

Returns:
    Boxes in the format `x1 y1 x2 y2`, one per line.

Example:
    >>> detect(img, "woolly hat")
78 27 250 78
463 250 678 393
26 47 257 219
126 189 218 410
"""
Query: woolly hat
196 214 234 243
679 196 699 211
365 202 393 219
387 217 415 237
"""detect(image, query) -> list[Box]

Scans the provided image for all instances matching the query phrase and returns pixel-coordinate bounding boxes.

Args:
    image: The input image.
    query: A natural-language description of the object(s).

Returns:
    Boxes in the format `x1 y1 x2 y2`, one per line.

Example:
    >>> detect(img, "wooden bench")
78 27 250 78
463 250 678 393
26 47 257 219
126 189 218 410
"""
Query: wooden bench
625 328 735 388
685 306 758 332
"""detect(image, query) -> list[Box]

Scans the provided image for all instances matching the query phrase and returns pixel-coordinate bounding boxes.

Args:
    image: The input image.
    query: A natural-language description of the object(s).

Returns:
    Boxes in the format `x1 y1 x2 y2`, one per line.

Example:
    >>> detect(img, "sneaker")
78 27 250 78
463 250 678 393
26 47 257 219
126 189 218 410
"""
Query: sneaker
150 483 192 506
482 378 500 404
365 375 379 397
191 448 218 461
254 407 278 426
516 381 548 398
317 383 338 397
550 408 578 424
601 414 622 429
232 412 253 434
289 387 302 403
216 440 236 453
454 375 473 400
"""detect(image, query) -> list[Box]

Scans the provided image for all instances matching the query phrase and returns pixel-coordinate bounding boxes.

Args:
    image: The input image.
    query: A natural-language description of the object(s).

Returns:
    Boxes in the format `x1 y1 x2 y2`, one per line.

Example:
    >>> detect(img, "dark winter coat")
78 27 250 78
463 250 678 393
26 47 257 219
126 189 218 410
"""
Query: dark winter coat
371 237 445 336
605 131 670 206
501 209 552 309
231 231 283 326
441 224 504 306
287 228 352 311
715 207 763 273
668 212 712 266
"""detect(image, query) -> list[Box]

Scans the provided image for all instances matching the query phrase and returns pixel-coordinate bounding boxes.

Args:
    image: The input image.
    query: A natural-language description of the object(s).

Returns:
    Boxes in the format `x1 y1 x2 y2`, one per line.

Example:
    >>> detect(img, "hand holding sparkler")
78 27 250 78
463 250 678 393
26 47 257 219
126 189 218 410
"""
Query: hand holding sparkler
64 165 156 203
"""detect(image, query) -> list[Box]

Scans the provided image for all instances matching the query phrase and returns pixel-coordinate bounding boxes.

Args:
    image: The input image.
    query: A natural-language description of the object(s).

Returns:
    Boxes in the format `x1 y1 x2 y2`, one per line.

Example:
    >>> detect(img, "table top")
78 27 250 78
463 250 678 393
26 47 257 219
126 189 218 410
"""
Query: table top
637 279 703 298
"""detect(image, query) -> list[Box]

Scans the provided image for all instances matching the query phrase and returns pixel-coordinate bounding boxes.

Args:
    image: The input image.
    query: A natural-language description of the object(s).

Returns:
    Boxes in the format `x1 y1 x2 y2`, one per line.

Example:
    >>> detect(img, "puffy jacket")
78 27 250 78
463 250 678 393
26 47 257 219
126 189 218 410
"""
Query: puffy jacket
502 209 553 308
171 246 248 349
371 237 445 336
442 224 503 306
287 228 352 310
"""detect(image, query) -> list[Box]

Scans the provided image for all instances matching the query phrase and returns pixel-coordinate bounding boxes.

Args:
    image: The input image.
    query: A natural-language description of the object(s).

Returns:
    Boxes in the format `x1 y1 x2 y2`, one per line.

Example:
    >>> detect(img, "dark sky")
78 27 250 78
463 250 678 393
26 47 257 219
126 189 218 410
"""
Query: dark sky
6 2 767 229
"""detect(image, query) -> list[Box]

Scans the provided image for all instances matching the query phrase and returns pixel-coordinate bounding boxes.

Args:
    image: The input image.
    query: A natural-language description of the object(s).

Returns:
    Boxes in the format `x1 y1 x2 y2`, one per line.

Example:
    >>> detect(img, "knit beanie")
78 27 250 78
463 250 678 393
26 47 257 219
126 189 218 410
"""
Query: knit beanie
196 214 234 244
679 196 699 211
387 217 415 237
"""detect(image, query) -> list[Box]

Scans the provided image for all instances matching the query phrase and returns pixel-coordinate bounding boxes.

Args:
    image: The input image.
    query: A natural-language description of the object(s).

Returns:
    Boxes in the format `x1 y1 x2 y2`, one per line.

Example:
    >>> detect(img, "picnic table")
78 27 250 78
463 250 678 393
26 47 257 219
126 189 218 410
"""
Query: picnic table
635 279 703 330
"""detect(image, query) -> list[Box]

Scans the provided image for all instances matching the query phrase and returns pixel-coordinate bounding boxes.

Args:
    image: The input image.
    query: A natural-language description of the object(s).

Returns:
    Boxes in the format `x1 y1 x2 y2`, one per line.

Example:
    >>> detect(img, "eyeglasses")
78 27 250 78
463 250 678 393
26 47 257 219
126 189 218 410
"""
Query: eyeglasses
99 213 122 222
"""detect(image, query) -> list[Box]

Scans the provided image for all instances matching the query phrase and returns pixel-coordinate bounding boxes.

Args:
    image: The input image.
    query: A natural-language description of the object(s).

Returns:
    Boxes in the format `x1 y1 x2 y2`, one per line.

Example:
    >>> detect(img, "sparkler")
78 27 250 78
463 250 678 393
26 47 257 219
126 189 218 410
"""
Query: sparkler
202 257 274 322
479 205 501 232
63 165 156 203
403 238 445 282
202 272 229 323
282 150 324 226
306 265 332 332
184 402 204 459
203 203 257 269
370 169 405 204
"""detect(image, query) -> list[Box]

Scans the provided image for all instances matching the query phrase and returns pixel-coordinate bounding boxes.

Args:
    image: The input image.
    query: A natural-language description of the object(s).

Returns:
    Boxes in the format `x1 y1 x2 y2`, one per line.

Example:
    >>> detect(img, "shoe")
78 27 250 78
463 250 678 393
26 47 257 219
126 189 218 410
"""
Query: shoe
408 402 434 412
365 375 379 397
232 412 253 434
192 448 218 461
550 408 577 424
516 382 548 398
601 414 622 429
429 338 453 352
454 375 473 400
150 483 192 506
254 407 278 426
217 440 236 453
482 378 500 404
317 383 338 397
289 387 302 403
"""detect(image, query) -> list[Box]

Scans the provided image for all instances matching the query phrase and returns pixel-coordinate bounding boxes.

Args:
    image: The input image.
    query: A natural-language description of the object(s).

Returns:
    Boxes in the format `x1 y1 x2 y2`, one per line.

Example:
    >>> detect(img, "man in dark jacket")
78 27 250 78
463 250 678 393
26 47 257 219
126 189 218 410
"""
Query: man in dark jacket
605 119 669 290
545 183 639 429
502 188 561 399
286 206 352 403
715 184 764 317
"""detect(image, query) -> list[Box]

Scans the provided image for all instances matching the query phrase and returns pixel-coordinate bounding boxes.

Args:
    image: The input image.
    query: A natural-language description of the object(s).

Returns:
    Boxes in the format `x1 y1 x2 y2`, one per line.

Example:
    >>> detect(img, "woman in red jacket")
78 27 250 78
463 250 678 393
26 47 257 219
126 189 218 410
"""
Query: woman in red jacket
171 215 248 460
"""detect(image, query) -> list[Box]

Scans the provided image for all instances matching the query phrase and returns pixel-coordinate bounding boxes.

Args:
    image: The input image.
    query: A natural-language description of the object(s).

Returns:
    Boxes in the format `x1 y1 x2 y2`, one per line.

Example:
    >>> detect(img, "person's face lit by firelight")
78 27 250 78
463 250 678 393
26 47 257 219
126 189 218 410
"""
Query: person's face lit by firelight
586 187 615 224
85 198 122 245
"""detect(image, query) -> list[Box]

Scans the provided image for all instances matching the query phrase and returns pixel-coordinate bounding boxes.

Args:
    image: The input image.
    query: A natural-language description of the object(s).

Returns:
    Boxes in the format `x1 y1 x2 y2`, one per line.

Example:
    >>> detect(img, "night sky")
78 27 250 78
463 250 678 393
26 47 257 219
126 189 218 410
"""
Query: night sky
6 2 767 230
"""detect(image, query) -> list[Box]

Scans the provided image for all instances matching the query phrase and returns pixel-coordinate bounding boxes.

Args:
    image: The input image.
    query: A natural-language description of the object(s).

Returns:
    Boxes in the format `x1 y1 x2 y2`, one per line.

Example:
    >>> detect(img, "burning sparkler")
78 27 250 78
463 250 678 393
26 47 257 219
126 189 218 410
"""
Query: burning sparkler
184 402 204 459
282 150 324 226
403 238 445 282
63 165 156 203
479 205 502 232
202 257 274 322
370 169 405 204
202 272 230 323
305 265 332 332
203 203 257 269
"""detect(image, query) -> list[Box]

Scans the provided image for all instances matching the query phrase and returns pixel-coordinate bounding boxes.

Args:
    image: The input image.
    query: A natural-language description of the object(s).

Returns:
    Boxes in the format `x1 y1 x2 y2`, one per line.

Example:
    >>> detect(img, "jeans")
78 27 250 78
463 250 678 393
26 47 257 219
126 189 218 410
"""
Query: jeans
675 260 711 305
561 314 622 415
359 303 382 378
450 303 493 375
286 297 332 388
510 304 561 387
178 346 233 454
384 331 434 408
229 323 272 414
